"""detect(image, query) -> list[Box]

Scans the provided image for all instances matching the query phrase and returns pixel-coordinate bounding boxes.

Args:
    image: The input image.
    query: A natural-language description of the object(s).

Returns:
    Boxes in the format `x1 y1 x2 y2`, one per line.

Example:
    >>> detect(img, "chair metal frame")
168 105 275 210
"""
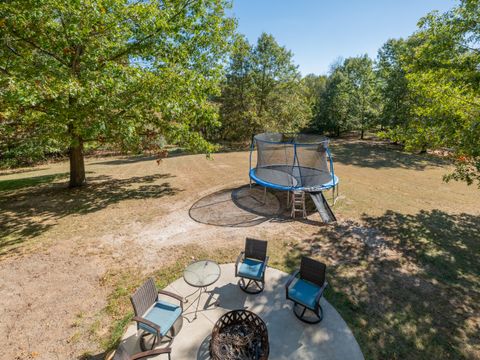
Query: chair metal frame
235 238 269 294
112 343 171 360
285 257 328 324
130 278 183 351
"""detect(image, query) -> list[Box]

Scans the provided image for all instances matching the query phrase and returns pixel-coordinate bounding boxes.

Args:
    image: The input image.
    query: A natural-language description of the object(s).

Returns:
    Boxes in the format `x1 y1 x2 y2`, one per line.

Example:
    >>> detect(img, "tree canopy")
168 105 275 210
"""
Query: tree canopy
0 0 235 186
218 33 310 141
400 0 480 185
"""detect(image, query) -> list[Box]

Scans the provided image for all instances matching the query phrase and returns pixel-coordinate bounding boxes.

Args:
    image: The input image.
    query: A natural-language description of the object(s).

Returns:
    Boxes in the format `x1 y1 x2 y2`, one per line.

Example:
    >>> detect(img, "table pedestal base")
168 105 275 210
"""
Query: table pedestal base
184 286 219 321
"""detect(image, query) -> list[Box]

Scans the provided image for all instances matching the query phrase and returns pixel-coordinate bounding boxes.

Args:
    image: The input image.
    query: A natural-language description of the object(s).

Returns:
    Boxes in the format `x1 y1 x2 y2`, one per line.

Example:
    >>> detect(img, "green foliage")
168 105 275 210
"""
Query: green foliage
343 55 380 138
0 0 235 177
218 33 310 141
314 65 351 135
388 0 480 186
313 55 379 137
301 73 327 130
376 39 412 130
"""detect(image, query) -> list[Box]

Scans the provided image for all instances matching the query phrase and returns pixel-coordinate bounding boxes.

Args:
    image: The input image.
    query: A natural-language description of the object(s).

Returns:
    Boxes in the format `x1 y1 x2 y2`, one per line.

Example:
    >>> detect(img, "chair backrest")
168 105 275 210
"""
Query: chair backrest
245 238 267 261
300 257 326 287
130 278 158 317
112 343 131 360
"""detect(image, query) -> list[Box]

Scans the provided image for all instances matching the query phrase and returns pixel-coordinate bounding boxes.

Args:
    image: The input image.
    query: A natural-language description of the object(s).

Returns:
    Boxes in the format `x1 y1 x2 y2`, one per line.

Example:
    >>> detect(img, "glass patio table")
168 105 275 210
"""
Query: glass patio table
183 260 221 320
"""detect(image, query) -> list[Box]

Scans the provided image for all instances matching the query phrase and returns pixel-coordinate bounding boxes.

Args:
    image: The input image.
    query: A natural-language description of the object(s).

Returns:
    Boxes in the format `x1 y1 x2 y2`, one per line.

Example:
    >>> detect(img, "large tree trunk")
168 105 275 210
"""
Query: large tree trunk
69 139 86 187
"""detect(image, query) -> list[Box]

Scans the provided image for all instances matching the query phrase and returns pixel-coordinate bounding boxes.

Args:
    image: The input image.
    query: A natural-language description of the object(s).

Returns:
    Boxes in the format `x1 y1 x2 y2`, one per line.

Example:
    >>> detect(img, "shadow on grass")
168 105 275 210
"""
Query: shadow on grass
0 172 69 192
331 141 451 170
91 149 190 166
91 156 157 166
0 173 180 256
282 209 480 359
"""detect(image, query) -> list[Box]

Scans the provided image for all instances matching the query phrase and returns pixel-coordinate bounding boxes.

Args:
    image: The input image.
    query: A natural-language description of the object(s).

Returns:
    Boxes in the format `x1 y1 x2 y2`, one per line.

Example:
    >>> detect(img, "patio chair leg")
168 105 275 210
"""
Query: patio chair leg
140 332 158 351
293 302 323 324
238 277 265 294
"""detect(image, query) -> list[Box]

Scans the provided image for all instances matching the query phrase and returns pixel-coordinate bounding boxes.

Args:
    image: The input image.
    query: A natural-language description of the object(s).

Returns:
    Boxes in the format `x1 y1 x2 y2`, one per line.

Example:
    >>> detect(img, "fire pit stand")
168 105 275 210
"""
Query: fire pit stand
210 309 269 360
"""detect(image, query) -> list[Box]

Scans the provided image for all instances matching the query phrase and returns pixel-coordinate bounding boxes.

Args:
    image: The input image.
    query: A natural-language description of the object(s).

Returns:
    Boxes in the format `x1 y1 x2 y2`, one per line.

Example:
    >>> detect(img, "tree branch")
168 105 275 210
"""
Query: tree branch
106 0 196 62
0 66 11 75
11 30 69 67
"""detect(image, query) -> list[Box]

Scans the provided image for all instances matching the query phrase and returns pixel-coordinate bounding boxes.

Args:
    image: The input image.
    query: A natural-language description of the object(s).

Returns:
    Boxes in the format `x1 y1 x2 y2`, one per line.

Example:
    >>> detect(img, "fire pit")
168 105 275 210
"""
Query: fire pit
210 309 269 360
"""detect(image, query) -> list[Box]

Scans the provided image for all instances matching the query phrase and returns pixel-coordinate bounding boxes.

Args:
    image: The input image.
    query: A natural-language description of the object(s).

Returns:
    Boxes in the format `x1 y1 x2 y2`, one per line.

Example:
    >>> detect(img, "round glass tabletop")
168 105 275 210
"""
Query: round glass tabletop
183 260 221 288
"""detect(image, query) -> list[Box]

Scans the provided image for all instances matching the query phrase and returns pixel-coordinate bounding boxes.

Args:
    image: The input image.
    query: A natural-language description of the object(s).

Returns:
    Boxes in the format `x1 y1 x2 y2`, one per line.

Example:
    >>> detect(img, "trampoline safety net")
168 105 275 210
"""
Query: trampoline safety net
249 133 338 192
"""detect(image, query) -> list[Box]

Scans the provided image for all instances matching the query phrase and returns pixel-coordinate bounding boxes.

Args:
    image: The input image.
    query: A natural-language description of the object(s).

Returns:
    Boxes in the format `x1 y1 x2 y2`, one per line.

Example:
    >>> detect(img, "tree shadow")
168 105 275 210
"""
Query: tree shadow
0 167 49 176
90 149 191 166
281 210 480 359
331 140 451 170
91 156 157 166
0 173 180 256
0 172 69 192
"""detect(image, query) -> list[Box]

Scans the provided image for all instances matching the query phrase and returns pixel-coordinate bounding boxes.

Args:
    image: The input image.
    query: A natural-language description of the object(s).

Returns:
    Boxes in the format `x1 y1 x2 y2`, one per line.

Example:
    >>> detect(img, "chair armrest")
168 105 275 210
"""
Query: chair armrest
158 289 183 310
314 281 328 305
131 347 172 360
158 289 183 303
132 316 160 336
235 251 245 275
285 270 300 290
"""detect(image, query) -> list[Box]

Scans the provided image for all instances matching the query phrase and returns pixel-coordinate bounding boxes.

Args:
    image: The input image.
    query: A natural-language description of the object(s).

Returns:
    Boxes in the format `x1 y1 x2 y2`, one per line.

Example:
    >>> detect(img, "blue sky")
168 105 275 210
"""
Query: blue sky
230 0 458 75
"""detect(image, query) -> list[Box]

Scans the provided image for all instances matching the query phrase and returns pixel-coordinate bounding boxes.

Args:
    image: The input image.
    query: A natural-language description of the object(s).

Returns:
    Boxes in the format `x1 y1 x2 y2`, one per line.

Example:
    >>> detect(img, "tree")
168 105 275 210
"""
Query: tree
313 57 378 138
302 73 327 129
395 0 480 186
314 65 352 136
252 33 300 123
376 39 411 131
218 35 257 141
0 0 234 186
218 33 310 140
342 55 380 139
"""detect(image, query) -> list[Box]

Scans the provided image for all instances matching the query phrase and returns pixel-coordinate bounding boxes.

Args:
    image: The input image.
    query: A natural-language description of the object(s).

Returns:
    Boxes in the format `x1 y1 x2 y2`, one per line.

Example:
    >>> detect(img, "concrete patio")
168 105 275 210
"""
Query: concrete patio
119 263 364 359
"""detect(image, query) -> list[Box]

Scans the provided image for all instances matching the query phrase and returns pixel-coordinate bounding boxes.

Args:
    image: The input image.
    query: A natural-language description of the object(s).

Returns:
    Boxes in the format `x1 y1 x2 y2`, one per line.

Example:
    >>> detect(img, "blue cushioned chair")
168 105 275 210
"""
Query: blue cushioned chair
285 257 328 324
130 278 183 351
235 238 268 294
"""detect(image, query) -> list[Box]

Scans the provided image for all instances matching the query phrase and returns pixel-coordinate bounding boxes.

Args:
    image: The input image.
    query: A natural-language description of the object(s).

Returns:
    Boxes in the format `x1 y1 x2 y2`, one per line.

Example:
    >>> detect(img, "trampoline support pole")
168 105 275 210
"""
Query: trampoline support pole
332 183 339 206
263 186 267 204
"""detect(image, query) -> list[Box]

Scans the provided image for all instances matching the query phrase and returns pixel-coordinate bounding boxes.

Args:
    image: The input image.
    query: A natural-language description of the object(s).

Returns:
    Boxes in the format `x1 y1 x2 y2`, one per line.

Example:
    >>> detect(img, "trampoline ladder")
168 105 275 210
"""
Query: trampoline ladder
290 191 307 219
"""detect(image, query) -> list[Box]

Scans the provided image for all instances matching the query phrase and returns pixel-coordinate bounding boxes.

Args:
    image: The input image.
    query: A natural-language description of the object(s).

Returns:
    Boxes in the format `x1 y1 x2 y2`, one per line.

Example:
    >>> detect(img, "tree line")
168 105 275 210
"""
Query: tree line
0 0 478 187
216 0 479 186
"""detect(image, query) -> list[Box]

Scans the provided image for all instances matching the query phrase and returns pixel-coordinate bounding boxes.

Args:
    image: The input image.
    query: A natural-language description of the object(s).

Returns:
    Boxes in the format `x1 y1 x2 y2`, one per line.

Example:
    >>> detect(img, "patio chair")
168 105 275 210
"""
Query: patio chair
285 257 328 324
130 278 183 351
112 343 171 360
235 238 268 294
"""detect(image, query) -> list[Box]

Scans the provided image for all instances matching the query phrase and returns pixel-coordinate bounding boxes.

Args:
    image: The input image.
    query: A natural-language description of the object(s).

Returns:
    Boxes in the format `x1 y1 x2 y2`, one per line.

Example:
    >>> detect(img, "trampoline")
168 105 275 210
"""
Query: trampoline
249 133 339 193
249 133 339 223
